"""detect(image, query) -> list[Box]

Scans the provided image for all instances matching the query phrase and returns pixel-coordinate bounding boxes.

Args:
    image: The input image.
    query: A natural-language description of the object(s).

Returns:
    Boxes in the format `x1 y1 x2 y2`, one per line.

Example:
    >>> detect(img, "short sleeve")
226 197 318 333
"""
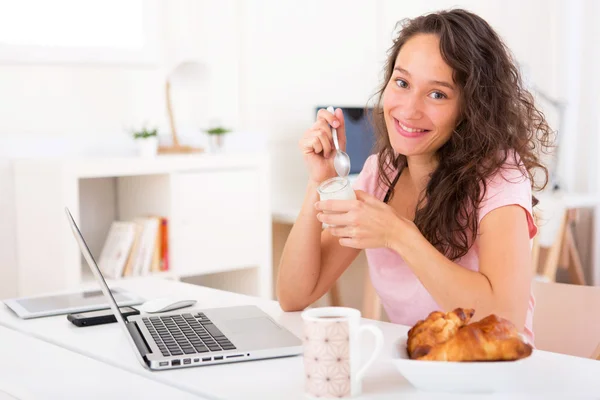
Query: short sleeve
478 166 538 239
352 155 387 201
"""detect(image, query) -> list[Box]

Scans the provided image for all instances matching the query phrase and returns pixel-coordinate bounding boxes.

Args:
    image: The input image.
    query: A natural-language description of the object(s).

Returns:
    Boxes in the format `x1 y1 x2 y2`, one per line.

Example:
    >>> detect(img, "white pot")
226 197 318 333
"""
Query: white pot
137 137 158 157
208 134 225 153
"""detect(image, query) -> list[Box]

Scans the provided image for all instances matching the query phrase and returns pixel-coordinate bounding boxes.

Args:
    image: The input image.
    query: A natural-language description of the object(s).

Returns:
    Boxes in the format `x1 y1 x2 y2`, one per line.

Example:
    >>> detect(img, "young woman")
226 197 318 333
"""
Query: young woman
276 9 552 344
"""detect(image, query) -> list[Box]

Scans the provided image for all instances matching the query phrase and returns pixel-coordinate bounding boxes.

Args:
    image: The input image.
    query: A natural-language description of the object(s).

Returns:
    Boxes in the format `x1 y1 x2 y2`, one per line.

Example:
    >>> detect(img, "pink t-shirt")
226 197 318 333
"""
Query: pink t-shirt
353 154 537 344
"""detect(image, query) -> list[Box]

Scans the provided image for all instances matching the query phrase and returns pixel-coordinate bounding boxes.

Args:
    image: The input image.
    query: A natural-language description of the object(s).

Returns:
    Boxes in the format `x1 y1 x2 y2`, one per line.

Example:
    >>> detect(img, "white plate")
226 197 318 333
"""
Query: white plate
391 336 536 393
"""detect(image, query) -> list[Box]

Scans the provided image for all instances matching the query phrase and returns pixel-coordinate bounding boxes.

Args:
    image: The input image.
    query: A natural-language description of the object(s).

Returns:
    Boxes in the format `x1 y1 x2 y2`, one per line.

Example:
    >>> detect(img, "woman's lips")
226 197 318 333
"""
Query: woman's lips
394 118 431 138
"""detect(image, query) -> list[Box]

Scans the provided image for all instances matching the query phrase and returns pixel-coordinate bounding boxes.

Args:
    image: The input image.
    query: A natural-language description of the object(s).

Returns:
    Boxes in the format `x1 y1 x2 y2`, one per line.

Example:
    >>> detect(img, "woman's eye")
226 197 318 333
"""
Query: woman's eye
395 79 408 89
429 91 447 100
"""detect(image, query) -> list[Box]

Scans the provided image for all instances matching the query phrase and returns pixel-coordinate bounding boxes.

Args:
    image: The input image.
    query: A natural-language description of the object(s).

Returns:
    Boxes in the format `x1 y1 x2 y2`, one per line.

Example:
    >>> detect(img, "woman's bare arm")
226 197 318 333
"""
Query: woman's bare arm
391 205 532 329
276 182 361 311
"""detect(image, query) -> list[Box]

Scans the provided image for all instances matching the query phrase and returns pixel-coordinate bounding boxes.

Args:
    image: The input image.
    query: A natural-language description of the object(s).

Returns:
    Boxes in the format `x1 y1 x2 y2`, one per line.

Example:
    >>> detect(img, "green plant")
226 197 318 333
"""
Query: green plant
132 127 158 139
204 126 231 135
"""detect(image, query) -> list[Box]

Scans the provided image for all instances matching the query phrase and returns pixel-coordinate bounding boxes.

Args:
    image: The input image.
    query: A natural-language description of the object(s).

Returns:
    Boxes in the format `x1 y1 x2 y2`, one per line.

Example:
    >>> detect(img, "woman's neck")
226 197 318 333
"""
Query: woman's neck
405 154 438 194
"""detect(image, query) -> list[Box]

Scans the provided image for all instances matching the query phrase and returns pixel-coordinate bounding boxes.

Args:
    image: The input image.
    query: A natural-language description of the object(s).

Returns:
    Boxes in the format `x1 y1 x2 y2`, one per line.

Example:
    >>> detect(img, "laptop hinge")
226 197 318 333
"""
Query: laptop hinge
127 321 151 358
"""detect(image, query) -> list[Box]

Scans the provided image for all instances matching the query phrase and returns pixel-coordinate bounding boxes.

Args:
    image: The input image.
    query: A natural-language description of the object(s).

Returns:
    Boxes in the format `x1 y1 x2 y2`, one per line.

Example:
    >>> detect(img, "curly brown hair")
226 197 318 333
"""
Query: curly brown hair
371 9 554 260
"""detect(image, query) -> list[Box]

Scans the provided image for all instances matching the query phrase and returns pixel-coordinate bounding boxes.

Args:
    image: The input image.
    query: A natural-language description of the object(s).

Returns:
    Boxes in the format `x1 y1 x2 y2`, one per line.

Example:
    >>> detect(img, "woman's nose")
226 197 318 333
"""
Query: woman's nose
398 94 424 120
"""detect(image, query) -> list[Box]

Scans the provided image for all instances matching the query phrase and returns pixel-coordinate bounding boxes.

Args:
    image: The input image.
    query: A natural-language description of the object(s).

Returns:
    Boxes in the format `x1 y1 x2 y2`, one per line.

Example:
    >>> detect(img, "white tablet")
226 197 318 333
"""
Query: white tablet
3 287 145 319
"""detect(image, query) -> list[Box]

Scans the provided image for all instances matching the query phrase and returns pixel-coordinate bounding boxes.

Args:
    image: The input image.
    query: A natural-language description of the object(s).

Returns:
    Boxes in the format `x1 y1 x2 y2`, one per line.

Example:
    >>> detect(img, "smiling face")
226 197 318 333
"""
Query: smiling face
383 33 462 159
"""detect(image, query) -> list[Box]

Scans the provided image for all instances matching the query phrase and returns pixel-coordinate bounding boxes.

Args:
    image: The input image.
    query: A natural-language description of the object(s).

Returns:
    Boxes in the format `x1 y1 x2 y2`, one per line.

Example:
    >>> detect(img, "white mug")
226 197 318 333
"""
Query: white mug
301 307 384 398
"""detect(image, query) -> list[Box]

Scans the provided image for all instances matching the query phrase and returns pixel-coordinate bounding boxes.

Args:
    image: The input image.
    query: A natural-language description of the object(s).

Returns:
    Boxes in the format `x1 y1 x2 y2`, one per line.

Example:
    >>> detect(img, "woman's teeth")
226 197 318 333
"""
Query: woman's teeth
399 122 427 133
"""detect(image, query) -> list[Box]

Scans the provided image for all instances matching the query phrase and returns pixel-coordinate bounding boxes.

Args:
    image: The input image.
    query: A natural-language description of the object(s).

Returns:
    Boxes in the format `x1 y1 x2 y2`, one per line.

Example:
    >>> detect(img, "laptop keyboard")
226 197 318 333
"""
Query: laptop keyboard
142 312 236 357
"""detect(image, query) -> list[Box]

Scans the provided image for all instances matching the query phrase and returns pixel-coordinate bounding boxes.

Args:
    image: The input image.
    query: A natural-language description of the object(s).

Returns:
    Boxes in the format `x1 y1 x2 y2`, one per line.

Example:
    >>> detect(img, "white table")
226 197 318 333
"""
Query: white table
0 324 200 400
1 277 599 399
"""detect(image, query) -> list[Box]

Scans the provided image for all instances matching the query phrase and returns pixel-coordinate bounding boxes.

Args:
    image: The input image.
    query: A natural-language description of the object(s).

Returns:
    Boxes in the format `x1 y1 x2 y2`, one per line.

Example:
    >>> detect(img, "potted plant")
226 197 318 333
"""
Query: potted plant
132 127 159 157
204 126 231 152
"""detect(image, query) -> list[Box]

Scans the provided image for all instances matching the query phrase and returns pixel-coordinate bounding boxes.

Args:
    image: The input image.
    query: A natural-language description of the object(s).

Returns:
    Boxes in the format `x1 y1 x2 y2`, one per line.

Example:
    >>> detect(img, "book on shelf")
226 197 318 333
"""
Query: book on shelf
99 215 169 279
97 221 137 279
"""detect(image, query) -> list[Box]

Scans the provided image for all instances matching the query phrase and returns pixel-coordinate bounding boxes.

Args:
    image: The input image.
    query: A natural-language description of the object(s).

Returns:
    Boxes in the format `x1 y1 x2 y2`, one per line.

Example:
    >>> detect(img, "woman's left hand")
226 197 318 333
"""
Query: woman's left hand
315 190 420 250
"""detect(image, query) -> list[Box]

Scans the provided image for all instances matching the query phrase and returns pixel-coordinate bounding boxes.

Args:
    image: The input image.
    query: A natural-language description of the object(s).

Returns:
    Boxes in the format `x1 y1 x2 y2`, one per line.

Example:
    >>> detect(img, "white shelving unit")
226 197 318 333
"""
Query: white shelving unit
13 152 272 299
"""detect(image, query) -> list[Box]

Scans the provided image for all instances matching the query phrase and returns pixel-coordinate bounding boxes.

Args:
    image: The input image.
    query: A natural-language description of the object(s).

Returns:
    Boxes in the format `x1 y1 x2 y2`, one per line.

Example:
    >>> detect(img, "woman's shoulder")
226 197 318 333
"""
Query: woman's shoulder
352 154 390 200
361 154 380 175
482 152 532 200
478 152 537 238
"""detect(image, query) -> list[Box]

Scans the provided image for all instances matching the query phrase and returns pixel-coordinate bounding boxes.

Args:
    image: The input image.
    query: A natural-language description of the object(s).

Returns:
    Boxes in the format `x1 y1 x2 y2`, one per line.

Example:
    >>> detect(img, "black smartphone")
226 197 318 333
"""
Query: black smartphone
67 306 140 327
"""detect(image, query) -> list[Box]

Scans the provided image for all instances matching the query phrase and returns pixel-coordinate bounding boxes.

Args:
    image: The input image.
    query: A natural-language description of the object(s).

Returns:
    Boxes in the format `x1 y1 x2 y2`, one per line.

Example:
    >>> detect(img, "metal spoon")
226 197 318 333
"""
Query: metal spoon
327 106 351 177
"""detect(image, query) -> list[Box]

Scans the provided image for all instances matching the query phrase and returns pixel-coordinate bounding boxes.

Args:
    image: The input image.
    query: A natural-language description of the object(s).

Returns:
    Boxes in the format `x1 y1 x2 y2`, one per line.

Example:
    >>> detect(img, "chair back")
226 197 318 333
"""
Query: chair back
532 280 600 359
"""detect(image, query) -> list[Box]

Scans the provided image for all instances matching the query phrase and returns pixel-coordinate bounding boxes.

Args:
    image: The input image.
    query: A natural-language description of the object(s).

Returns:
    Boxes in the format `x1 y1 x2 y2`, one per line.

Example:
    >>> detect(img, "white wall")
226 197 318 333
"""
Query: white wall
569 0 600 194
237 0 382 136
0 0 240 138
1 0 596 298
0 0 241 298
236 0 384 212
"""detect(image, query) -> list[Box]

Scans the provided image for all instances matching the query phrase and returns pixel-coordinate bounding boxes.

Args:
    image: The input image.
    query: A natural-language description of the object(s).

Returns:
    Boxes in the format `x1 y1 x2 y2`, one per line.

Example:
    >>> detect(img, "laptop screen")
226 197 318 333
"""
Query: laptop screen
315 106 376 175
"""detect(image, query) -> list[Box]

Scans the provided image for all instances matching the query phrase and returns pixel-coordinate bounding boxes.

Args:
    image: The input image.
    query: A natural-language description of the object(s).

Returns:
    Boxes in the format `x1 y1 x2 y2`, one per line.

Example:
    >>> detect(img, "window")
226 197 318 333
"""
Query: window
0 0 158 64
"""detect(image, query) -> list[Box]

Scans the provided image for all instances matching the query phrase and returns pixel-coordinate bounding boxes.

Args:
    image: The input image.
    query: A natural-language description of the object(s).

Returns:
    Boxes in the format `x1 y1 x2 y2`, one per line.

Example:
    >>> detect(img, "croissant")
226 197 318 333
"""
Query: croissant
414 314 533 362
407 308 474 359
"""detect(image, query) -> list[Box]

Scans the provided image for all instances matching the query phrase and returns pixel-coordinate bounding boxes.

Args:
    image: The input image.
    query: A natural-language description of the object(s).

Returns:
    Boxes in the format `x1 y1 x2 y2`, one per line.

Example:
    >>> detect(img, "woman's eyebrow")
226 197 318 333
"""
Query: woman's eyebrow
394 66 456 91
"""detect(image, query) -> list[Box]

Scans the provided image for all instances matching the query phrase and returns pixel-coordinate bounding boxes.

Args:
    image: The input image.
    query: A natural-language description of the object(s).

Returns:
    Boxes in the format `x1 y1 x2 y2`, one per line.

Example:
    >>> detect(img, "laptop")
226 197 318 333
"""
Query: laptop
64 207 303 370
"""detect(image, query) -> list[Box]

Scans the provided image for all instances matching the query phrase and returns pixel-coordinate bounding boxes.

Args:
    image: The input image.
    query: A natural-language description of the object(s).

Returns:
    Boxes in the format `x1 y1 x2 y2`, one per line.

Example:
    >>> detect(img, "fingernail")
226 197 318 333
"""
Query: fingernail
332 120 339 128
314 202 320 210
316 213 322 221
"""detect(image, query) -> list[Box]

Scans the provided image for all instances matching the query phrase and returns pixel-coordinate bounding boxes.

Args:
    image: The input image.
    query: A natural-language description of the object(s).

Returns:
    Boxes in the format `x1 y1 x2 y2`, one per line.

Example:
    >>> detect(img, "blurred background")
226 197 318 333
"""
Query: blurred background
0 0 598 318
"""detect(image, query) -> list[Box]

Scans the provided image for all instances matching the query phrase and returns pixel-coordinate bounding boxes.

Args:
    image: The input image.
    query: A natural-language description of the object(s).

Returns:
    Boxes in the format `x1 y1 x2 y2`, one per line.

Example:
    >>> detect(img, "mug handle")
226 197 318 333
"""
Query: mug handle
356 325 384 381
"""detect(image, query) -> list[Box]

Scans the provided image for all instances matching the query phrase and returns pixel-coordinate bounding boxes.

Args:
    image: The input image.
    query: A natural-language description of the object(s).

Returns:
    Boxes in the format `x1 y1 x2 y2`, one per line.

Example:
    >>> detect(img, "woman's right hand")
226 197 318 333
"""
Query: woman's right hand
298 107 347 184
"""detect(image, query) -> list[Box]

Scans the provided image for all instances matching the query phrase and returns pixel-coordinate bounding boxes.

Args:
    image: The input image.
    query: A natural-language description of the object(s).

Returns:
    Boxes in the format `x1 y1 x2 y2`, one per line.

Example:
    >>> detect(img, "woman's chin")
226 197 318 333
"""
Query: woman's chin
390 142 426 157
389 136 442 159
